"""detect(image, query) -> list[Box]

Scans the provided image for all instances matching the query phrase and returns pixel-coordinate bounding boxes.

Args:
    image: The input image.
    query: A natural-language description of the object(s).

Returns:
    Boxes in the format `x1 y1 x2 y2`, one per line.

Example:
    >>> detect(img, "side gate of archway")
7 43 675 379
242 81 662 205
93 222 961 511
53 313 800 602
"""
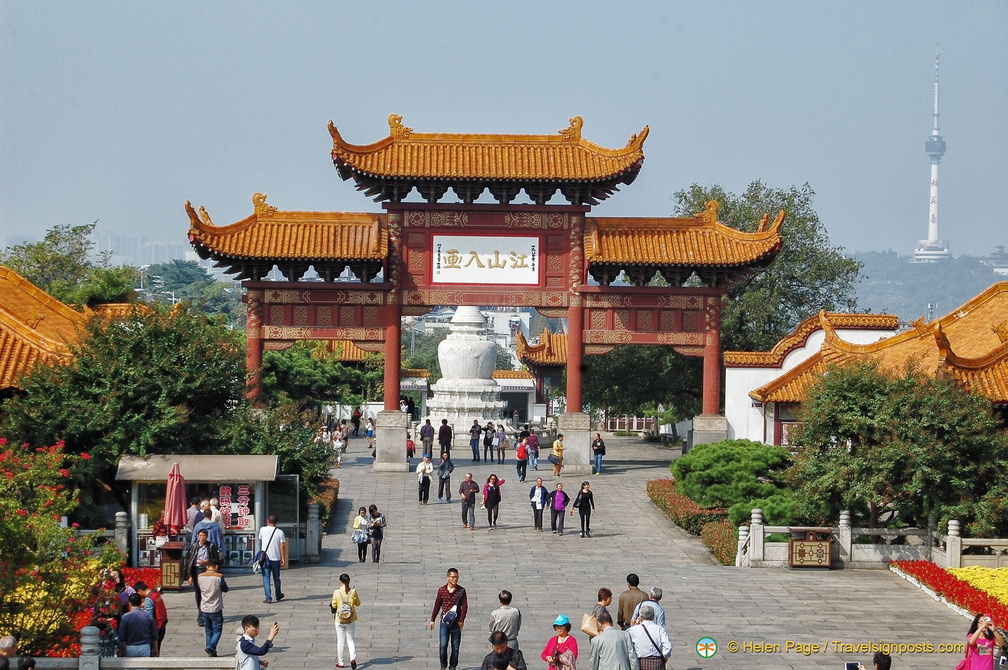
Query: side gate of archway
188 115 783 471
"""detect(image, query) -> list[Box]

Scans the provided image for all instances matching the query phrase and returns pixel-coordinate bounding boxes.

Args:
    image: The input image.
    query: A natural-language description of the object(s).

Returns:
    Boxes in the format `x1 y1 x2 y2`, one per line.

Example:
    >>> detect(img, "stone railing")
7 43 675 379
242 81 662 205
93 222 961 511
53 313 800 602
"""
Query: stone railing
931 520 1008 569
738 509 931 569
73 511 131 557
33 626 236 670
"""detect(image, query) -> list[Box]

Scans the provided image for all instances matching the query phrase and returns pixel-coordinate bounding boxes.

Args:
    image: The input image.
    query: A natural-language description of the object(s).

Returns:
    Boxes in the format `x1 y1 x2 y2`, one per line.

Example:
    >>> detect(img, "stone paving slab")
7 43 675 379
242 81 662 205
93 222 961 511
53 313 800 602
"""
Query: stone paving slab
159 434 971 669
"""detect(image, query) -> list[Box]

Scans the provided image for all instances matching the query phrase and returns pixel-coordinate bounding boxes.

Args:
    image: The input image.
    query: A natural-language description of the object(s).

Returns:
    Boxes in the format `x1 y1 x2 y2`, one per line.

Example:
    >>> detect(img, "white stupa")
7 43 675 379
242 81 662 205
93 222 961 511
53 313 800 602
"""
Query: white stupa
427 306 506 425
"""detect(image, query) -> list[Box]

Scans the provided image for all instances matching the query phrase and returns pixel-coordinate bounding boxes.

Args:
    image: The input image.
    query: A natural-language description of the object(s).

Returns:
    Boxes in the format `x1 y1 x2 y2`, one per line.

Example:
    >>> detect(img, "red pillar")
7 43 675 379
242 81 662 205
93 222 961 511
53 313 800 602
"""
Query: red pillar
702 313 721 415
383 302 402 411
245 289 264 401
566 302 584 413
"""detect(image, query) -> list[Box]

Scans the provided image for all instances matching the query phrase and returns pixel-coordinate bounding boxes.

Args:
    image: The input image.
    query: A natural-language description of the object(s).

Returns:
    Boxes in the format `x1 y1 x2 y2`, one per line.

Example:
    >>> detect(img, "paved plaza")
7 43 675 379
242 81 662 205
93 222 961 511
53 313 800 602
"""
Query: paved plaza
158 434 969 669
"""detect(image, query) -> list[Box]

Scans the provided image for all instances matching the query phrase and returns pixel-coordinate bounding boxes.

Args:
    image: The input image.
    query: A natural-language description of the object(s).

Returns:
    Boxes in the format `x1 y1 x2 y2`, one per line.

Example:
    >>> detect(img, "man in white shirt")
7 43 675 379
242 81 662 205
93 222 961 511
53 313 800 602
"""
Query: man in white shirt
626 606 671 670
257 515 287 604
416 455 434 505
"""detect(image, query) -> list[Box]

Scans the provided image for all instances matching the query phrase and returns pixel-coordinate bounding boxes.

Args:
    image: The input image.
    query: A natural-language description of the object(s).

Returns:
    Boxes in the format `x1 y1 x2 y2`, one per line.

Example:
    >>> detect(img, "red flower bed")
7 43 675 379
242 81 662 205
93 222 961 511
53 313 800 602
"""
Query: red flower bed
891 560 1008 628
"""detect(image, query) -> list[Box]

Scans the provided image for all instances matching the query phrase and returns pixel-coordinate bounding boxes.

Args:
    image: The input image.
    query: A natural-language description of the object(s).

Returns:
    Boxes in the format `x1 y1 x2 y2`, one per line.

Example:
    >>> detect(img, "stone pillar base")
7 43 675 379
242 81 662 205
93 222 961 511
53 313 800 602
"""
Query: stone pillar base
692 413 728 446
373 410 409 472
556 412 591 475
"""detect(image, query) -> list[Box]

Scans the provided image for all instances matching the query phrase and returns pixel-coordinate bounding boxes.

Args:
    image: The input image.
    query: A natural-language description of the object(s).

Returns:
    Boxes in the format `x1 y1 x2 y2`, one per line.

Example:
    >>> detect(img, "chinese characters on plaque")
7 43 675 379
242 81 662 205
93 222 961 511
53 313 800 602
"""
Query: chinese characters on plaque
432 235 540 285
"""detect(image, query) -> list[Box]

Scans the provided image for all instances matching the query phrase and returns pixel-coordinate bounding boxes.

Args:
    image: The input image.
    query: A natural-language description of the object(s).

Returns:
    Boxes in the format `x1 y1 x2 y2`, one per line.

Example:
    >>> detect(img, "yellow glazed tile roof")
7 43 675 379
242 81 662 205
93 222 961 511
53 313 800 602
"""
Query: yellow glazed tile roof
329 114 647 182
724 312 899 368
585 201 784 267
751 283 1008 404
186 193 388 261
492 369 534 379
0 267 83 388
516 329 568 367
325 340 382 362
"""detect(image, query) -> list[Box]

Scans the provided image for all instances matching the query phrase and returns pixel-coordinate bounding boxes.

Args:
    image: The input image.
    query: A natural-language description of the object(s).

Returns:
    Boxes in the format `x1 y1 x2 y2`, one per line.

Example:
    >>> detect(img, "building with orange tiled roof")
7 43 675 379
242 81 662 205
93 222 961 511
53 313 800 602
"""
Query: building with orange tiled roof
727 282 1008 445
329 114 647 206
187 193 387 282
0 267 84 390
515 329 568 409
585 202 784 287
0 267 151 391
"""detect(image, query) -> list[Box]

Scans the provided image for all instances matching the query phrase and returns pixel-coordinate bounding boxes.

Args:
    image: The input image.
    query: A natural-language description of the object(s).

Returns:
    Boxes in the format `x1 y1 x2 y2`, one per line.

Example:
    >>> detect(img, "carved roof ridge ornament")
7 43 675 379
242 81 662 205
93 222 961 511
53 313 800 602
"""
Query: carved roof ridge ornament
253 192 278 217
559 116 583 141
933 322 953 364
994 320 1008 344
388 113 413 139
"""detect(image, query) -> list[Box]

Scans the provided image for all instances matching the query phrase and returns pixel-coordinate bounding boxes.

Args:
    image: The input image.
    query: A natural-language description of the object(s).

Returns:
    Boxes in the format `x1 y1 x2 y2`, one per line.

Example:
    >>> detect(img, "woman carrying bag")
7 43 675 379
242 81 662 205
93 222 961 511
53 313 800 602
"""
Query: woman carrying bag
330 573 361 669
350 507 370 563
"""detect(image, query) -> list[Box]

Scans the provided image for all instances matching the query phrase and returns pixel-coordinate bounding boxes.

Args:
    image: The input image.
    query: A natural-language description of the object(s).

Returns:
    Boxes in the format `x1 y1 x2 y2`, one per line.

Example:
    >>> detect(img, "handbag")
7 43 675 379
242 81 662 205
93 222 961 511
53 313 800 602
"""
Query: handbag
253 527 279 573
954 646 970 670
547 454 560 465
580 612 599 637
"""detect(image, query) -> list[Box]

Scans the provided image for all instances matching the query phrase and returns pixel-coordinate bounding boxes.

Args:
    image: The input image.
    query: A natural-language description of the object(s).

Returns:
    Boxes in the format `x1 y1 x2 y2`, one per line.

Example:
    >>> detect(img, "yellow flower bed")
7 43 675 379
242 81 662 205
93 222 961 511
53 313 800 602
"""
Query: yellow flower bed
949 566 1008 606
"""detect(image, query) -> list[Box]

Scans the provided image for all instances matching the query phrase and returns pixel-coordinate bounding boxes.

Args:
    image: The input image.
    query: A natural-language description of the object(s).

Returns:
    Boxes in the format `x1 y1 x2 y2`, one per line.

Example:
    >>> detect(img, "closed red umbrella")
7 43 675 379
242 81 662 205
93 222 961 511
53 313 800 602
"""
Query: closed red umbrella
163 462 187 535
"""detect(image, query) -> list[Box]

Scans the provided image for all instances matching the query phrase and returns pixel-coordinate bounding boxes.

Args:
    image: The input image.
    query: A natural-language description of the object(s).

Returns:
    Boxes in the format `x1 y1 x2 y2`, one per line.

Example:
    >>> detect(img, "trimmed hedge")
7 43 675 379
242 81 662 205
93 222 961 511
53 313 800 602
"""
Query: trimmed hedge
646 478 727 535
700 519 737 565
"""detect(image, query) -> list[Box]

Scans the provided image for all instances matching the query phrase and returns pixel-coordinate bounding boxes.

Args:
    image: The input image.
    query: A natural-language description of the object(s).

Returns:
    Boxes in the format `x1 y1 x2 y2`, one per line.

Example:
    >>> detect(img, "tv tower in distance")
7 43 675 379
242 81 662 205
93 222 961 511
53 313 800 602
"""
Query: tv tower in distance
914 52 951 262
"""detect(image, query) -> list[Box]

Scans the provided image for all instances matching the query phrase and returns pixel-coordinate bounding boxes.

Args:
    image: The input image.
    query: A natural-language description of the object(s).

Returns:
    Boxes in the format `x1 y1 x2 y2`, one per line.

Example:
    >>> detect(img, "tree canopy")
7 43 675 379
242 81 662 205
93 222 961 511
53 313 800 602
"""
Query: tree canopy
673 181 862 352
0 305 332 521
261 341 370 411
583 181 863 418
789 360 1008 533
0 223 137 306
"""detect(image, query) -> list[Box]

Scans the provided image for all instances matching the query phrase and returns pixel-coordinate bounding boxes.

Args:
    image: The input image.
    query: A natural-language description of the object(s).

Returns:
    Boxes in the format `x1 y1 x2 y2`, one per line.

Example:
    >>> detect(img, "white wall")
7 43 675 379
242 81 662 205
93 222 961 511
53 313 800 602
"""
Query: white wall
725 327 897 443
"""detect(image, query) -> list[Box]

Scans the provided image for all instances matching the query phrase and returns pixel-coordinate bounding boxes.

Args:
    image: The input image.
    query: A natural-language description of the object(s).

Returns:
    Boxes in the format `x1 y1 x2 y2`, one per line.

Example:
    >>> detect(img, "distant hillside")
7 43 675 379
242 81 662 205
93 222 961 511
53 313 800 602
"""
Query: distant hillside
852 251 1003 322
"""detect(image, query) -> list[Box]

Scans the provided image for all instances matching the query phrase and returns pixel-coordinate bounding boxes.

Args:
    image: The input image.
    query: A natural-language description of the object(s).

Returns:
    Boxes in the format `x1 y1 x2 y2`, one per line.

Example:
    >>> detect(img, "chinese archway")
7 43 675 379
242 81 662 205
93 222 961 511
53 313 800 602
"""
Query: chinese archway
187 114 784 471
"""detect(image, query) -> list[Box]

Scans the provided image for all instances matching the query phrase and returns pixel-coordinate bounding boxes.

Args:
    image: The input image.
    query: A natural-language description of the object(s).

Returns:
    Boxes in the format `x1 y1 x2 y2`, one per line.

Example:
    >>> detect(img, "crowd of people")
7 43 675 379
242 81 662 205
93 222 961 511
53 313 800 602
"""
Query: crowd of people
414 570 678 670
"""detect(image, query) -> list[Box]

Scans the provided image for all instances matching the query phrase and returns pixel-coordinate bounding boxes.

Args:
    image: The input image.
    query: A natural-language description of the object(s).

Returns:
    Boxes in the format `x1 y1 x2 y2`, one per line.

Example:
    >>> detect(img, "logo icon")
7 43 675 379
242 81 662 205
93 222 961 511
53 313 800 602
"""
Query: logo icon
696 637 717 658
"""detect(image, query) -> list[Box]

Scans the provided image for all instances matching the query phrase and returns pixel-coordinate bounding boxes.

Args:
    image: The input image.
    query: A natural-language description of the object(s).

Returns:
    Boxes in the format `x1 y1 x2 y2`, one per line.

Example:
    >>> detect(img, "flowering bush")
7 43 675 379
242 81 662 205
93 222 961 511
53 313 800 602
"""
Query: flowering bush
890 561 1008 627
701 519 738 565
646 479 727 535
0 438 123 656
949 566 1008 608
309 477 340 526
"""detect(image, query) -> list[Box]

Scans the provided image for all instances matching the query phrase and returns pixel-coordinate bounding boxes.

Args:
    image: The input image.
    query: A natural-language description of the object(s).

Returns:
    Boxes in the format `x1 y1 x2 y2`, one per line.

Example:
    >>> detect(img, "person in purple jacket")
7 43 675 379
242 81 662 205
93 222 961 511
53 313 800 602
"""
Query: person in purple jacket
547 483 570 535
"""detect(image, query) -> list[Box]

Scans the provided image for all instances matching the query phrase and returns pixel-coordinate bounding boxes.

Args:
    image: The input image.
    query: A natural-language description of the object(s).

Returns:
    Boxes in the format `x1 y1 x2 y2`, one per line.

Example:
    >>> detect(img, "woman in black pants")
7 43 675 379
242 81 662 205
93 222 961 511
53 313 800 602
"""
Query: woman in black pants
482 474 506 530
368 504 386 563
483 421 495 461
570 481 596 538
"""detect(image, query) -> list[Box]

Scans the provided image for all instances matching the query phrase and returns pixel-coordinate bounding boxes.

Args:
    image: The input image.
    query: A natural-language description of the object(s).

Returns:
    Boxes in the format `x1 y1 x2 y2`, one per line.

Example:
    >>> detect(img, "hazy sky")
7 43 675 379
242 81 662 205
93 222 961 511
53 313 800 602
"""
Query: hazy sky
2 2 1006 257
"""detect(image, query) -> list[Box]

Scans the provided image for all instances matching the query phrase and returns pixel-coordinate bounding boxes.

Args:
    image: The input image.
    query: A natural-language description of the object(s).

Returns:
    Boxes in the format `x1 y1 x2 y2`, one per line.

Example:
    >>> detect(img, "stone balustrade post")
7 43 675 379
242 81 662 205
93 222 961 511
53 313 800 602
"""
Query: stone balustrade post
305 504 321 563
736 525 750 567
114 511 130 559
749 509 764 565
837 510 852 567
946 519 962 569
79 625 101 670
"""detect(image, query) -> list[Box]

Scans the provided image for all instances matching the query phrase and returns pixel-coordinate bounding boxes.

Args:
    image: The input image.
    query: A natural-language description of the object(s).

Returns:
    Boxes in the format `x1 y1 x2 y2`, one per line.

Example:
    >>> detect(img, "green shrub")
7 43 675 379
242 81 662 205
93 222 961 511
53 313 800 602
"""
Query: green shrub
671 439 791 509
727 493 809 528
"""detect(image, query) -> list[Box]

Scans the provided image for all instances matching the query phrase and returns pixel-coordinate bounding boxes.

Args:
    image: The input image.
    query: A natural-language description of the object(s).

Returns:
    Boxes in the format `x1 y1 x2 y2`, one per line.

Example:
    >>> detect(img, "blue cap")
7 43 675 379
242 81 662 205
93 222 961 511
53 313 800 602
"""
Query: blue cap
553 614 570 627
